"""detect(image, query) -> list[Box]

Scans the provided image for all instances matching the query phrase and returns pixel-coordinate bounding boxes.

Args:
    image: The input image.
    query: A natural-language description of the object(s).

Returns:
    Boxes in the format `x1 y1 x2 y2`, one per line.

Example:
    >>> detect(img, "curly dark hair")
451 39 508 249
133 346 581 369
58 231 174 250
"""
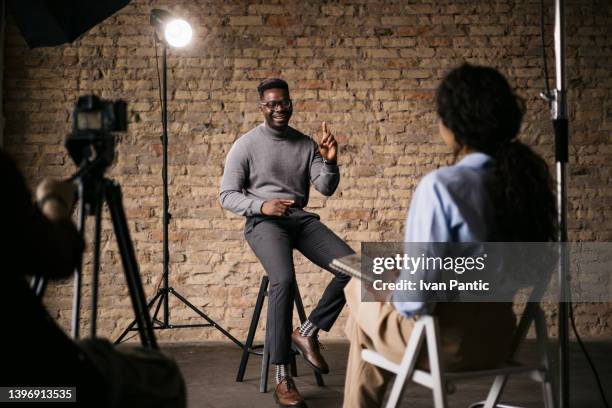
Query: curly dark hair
436 64 556 242
257 78 289 99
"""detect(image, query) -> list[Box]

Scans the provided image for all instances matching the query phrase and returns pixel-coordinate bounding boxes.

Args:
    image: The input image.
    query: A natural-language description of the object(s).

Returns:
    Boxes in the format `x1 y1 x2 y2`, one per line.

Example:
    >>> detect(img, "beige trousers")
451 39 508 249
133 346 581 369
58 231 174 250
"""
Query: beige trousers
342 279 416 408
342 279 515 408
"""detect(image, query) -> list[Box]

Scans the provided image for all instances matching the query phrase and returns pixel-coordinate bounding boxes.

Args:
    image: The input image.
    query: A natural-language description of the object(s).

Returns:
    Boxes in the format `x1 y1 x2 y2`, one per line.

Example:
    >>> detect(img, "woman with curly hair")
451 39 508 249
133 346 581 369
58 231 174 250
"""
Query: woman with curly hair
342 63 556 407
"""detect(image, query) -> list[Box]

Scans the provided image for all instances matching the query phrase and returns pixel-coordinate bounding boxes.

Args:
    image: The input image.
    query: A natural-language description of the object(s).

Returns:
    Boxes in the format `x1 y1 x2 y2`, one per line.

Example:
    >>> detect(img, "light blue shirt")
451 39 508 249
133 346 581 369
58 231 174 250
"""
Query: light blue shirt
393 152 495 317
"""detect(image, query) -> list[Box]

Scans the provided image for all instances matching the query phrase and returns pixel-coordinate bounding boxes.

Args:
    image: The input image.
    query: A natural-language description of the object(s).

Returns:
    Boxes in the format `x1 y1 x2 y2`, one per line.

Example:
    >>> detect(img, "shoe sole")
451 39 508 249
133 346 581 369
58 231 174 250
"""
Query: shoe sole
274 392 308 408
292 345 329 375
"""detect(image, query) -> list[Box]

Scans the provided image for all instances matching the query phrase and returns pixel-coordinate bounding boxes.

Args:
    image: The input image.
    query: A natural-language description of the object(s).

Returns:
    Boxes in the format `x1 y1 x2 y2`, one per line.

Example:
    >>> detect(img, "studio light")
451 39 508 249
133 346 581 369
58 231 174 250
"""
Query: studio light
165 19 192 48
150 8 193 48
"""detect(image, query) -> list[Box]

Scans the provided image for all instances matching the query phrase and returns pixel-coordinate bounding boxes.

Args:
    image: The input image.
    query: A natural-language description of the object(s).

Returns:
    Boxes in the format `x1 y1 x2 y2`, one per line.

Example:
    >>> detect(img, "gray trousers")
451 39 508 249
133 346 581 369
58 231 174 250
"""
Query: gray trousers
244 208 354 364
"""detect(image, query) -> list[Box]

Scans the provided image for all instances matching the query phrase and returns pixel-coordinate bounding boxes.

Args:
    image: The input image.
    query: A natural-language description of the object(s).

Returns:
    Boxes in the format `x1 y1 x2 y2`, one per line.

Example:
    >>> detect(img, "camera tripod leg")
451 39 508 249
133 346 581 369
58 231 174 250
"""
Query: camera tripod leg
105 179 158 349
71 190 87 340
90 200 103 338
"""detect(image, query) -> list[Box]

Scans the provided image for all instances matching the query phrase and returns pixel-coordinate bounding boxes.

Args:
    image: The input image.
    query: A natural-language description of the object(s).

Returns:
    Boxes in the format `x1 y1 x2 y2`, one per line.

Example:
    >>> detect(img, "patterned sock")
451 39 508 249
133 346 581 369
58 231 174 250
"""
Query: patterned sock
299 319 319 337
275 364 290 384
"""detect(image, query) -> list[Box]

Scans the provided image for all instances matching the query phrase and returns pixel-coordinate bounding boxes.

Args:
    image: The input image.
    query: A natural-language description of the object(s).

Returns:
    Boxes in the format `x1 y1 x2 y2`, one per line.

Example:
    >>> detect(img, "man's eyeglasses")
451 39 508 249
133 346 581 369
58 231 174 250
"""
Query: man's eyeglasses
260 99 292 110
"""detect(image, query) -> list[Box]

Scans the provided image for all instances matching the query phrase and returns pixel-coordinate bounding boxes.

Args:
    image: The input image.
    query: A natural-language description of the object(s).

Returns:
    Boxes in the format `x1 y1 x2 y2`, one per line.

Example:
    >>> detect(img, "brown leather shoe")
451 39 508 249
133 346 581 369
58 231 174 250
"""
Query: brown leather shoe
291 328 329 374
274 377 307 407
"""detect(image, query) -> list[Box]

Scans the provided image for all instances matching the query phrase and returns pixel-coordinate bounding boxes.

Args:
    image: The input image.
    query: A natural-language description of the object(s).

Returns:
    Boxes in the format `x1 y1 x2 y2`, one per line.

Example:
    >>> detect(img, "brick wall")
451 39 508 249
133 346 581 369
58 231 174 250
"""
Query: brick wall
3 0 611 342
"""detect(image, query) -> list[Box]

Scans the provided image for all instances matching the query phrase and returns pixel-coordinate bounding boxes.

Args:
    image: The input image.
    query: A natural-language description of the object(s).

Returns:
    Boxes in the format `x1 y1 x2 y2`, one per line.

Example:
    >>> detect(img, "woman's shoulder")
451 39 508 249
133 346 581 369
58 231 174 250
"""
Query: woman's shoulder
417 165 469 192
415 160 492 206
427 155 493 187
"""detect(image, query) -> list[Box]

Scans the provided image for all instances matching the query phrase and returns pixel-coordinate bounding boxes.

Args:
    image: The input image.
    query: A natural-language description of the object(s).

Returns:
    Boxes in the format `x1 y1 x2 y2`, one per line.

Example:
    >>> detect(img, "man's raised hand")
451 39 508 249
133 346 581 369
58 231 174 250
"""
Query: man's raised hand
261 199 295 216
318 121 338 163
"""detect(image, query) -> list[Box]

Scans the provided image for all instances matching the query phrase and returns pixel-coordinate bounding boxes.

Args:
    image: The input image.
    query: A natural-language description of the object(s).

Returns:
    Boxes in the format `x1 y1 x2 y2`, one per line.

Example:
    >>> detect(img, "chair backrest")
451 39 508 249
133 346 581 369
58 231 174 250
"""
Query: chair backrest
504 263 554 362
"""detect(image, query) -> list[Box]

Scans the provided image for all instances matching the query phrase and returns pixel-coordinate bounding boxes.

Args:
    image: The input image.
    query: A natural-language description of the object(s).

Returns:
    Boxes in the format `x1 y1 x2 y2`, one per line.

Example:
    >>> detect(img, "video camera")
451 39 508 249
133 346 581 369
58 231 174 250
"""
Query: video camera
65 95 127 169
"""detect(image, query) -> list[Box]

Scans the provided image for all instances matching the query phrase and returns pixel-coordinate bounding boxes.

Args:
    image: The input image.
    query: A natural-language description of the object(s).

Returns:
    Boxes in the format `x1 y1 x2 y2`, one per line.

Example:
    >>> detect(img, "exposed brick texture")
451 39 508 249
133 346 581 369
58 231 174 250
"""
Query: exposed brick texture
3 0 611 343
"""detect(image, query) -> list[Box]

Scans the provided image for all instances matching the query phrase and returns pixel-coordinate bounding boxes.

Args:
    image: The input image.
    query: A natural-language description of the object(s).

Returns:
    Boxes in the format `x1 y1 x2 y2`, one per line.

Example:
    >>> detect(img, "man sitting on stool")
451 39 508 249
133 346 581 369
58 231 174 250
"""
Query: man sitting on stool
220 78 354 407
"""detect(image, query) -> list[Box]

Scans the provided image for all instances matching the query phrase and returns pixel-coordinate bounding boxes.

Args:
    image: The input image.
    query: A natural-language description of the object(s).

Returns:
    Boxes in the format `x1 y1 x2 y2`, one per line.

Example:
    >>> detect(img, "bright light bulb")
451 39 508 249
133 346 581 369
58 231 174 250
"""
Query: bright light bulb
164 19 192 48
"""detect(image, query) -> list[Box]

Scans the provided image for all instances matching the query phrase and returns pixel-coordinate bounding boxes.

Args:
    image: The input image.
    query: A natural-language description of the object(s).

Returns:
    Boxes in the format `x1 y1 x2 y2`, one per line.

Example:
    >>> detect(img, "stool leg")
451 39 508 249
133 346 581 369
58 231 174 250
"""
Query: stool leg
290 352 298 377
294 282 307 323
293 282 325 387
236 276 268 382
260 339 270 393
314 366 325 386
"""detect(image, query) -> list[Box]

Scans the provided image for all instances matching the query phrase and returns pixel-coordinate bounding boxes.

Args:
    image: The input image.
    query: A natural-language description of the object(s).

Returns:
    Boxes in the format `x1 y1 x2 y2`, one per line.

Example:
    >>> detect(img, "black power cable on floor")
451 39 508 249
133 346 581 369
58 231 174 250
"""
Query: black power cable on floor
538 1 609 407
569 302 610 408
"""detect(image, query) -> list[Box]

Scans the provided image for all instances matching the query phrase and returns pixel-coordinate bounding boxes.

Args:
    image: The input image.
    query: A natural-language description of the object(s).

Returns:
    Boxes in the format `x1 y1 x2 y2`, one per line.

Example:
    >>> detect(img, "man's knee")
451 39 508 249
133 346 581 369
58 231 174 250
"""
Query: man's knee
269 276 297 293
335 272 351 285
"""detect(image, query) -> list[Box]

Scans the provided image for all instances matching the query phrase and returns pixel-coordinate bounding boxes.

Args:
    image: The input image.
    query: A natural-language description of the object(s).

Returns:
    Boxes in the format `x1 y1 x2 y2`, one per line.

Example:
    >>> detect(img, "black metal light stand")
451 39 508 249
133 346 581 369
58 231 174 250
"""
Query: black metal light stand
552 0 570 406
115 18 242 348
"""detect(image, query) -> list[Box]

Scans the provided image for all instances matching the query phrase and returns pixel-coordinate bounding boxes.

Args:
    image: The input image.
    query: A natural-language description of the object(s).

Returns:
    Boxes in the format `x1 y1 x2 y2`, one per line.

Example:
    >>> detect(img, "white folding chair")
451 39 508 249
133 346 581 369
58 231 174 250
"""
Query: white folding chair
361 301 556 408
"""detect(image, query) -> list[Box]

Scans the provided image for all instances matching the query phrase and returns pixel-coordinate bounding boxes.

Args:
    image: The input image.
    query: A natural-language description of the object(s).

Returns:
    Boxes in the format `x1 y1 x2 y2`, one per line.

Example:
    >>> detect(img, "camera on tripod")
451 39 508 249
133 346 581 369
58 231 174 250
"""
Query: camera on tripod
56 94 158 348
66 95 127 170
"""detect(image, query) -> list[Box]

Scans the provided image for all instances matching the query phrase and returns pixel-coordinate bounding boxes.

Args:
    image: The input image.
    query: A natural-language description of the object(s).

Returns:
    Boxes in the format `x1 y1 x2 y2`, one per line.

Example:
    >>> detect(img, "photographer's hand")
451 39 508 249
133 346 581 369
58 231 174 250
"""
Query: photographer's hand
36 179 77 222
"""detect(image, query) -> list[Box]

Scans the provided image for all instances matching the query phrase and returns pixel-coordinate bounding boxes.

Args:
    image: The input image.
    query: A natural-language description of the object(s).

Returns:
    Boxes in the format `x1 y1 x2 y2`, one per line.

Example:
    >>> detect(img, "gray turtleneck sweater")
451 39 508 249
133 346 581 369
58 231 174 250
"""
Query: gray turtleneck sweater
220 123 340 216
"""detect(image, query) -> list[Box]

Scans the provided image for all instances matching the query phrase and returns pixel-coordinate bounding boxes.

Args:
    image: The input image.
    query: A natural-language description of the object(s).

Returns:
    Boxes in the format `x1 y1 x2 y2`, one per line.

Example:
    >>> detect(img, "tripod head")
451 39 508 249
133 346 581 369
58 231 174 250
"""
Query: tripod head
65 95 127 214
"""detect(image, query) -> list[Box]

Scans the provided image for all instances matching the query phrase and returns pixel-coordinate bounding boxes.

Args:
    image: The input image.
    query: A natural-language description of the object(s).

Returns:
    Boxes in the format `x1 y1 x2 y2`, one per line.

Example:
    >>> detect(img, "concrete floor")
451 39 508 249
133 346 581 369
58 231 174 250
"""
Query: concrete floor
164 340 612 408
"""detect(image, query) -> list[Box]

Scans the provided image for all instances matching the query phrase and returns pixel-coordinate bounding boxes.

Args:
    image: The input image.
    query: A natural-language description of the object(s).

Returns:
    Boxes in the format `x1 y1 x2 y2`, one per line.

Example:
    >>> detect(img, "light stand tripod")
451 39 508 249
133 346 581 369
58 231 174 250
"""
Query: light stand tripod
116 11 242 348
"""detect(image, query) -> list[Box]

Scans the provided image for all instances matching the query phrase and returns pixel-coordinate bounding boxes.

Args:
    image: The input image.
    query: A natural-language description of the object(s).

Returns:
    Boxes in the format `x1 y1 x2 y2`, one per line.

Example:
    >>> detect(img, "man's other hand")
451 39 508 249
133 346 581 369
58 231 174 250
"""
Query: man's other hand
261 199 295 216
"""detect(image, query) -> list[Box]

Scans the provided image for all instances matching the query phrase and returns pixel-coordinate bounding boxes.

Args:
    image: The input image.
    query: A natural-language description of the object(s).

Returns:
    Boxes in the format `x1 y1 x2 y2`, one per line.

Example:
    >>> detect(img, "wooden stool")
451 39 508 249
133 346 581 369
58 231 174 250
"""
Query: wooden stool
235 275 325 392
